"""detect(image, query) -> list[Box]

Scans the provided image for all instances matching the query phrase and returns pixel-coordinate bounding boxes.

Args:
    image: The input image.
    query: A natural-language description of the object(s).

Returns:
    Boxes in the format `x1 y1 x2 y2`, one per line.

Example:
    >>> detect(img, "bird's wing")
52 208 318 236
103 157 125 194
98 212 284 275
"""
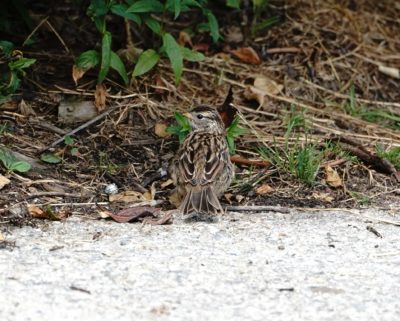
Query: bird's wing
179 132 225 186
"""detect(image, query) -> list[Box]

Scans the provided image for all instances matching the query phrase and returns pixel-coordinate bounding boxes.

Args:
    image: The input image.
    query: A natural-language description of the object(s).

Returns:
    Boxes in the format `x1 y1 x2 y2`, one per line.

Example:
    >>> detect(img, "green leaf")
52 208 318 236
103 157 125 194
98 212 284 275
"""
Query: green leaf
75 50 100 71
64 135 74 146
166 112 191 143
226 0 240 8
166 0 181 19
110 4 141 24
98 31 112 83
8 58 36 71
127 0 164 13
0 40 14 58
182 0 201 7
206 11 220 42
181 47 205 62
70 148 80 157
110 51 128 85
226 116 247 154
163 33 183 84
10 161 31 173
41 153 62 164
133 49 160 76
143 16 162 35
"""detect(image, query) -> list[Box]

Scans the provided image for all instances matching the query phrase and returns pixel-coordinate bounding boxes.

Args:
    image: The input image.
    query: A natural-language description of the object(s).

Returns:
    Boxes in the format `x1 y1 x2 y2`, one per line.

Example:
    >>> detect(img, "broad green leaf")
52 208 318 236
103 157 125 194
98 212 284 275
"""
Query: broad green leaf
110 4 141 24
75 50 100 71
127 0 164 13
8 58 36 71
206 12 220 42
181 47 205 62
143 16 162 35
110 51 128 85
182 0 201 7
87 0 109 32
163 33 183 84
0 40 14 58
133 49 160 76
8 72 21 93
41 153 62 164
0 148 15 169
64 135 74 146
226 0 240 8
98 31 112 83
10 161 31 173
166 0 181 19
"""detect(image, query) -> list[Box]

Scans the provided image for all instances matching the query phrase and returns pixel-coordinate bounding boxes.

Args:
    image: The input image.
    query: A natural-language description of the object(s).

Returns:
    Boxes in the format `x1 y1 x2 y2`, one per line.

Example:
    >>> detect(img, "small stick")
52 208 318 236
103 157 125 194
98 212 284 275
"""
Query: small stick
27 192 84 199
39 105 120 152
226 205 290 213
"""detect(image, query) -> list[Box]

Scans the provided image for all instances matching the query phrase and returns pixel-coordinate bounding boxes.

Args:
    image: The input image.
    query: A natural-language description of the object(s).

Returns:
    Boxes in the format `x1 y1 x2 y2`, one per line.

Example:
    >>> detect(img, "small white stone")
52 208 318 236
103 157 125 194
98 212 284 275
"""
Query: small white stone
104 183 118 195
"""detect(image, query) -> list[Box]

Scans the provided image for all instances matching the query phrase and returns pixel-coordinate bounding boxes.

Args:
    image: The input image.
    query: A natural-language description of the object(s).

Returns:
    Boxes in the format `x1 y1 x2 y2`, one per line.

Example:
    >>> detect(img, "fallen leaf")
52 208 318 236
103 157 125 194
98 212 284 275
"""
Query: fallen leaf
0 232 5 241
256 184 274 195
101 206 161 223
192 43 209 52
72 65 85 85
0 175 11 190
244 85 267 106
244 75 283 106
109 191 146 203
178 31 192 47
254 76 283 95
312 192 334 203
94 83 107 112
231 47 261 65
325 166 342 187
28 205 68 220
224 193 234 204
217 86 237 128
154 123 171 138
235 194 245 203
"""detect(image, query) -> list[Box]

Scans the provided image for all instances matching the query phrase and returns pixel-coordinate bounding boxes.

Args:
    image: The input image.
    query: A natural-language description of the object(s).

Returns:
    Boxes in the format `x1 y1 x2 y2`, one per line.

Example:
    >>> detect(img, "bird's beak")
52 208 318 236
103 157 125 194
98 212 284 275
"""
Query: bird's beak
183 112 193 120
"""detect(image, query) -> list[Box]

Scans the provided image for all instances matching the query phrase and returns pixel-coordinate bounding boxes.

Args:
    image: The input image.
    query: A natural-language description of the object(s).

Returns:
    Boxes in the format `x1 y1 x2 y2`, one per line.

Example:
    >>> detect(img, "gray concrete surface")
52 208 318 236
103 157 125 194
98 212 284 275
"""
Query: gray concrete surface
1 209 400 321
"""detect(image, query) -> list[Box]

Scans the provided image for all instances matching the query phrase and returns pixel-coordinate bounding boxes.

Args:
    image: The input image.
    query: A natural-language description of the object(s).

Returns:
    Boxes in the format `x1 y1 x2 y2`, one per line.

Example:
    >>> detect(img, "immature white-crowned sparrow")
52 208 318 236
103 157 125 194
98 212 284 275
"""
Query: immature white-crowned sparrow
171 105 234 216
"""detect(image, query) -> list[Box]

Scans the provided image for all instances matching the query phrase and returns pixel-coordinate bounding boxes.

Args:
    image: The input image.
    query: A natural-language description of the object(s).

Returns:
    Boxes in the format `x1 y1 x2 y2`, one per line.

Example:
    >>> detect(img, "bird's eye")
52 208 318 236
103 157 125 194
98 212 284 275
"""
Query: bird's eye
197 114 204 120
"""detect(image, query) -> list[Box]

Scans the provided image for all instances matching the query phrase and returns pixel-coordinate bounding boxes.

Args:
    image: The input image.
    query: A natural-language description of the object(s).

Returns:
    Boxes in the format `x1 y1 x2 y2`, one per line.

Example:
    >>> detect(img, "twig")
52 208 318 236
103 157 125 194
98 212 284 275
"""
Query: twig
29 119 67 135
226 205 290 213
39 105 121 152
230 155 271 167
27 192 84 199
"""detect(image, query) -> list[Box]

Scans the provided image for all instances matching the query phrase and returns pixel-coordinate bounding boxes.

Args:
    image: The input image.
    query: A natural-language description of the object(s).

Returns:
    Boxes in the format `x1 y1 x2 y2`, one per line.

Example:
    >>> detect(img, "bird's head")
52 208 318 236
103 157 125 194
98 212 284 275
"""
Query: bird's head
183 105 224 134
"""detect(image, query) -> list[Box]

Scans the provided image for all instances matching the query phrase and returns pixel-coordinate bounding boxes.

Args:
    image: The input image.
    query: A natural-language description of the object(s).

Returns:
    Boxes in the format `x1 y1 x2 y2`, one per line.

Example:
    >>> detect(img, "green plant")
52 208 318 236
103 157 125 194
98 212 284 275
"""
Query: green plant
0 147 31 173
251 0 279 36
376 145 400 170
166 112 246 153
344 83 400 129
40 135 80 164
74 0 221 85
166 112 191 143
258 108 322 185
0 40 36 102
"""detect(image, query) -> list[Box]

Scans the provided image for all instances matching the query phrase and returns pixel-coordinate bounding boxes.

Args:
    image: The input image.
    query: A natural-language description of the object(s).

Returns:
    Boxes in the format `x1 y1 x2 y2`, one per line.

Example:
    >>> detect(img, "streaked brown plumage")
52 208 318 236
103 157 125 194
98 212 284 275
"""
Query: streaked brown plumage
171 105 234 216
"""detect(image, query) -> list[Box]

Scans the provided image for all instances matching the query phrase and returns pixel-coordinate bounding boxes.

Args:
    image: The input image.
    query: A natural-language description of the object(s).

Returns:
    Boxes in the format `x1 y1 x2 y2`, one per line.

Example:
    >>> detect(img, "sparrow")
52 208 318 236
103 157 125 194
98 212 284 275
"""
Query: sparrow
171 105 234 217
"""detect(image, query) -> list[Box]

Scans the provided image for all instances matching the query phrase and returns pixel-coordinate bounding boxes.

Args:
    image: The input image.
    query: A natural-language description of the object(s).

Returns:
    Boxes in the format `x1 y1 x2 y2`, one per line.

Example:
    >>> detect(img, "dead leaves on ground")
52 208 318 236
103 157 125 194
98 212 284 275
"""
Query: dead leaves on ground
28 205 70 220
324 166 343 188
231 47 261 65
244 75 284 106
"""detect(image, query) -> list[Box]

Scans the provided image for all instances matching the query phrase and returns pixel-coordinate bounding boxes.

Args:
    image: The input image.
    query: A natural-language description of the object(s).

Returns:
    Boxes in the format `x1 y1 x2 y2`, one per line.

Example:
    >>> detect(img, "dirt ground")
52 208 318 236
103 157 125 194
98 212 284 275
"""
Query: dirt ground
1 0 399 226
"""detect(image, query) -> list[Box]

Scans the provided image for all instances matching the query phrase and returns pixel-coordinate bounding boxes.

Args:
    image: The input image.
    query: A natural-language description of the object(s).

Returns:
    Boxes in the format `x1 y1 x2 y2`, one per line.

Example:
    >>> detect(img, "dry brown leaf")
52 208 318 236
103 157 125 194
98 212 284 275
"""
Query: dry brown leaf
94 83 107 112
178 31 192 47
312 192 334 203
105 206 161 223
231 47 261 65
325 166 342 187
109 191 146 203
0 232 4 242
254 76 283 95
255 184 274 195
0 175 10 190
154 123 171 138
28 205 46 218
28 205 68 220
72 65 86 85
243 85 266 106
142 211 173 225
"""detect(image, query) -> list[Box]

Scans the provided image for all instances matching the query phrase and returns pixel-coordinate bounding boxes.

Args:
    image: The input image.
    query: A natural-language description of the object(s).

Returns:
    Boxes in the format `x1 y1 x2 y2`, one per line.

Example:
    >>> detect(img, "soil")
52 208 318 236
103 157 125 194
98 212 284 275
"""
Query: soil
1 0 399 226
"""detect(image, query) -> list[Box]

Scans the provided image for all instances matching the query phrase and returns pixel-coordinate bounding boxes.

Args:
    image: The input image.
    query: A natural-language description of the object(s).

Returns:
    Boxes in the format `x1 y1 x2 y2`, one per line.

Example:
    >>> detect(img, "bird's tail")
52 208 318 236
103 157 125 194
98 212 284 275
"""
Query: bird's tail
179 186 223 215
